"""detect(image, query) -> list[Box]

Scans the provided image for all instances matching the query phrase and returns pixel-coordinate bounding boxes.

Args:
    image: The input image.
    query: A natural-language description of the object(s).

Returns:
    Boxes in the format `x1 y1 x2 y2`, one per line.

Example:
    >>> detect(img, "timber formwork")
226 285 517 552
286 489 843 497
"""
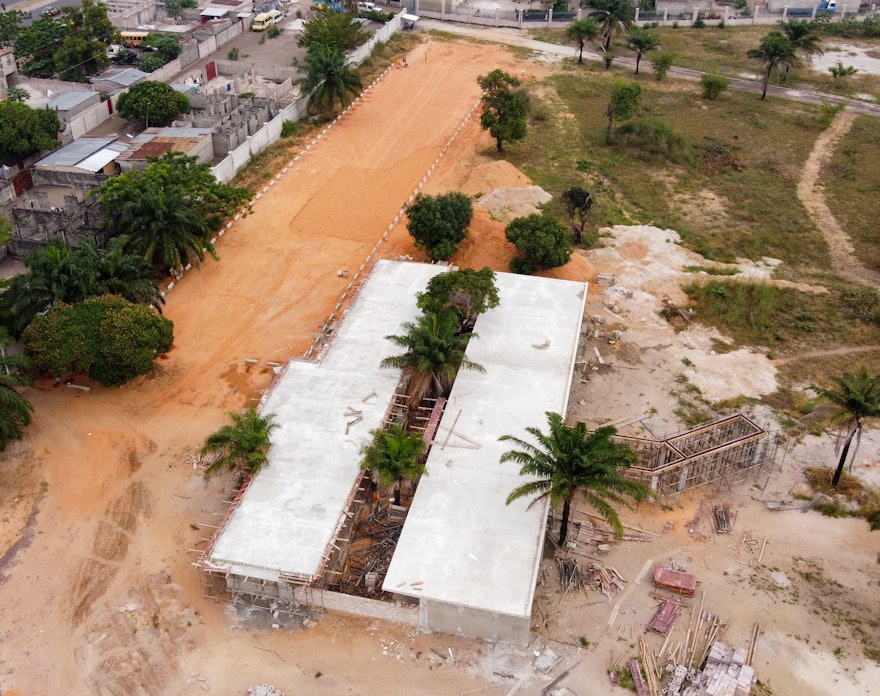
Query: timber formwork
616 414 778 504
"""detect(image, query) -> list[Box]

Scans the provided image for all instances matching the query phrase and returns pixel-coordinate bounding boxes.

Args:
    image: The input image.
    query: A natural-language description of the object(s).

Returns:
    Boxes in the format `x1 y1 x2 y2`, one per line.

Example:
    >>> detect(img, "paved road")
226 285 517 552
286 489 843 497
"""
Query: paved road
419 18 880 117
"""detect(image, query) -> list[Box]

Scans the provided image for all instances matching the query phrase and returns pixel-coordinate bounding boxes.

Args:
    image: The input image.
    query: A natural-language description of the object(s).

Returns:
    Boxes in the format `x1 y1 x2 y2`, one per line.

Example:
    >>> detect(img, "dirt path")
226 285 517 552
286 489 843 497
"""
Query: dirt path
796 109 880 287
772 344 880 366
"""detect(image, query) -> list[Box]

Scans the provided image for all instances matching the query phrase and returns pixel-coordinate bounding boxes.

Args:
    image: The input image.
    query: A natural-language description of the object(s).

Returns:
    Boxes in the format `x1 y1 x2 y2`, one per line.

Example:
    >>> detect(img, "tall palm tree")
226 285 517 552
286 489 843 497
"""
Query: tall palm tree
360 424 427 506
779 19 823 82
588 0 635 52
626 26 659 75
747 31 798 100
810 368 880 488
117 181 214 273
299 44 362 119
0 332 34 451
88 236 165 310
566 18 601 65
501 414 647 545
380 310 485 405
201 407 278 480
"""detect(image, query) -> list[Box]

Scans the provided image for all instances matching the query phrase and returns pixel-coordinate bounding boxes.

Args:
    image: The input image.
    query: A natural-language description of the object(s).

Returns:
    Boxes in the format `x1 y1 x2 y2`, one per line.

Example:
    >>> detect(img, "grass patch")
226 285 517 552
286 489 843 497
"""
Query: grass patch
685 265 740 276
806 466 866 502
615 666 637 692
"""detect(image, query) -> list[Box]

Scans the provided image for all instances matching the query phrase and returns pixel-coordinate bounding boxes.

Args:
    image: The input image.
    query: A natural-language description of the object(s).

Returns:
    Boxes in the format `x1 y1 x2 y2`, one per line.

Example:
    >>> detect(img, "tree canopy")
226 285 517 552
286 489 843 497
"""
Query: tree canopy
626 26 659 75
201 407 278 480
478 69 530 154
0 101 59 165
417 267 500 331
299 44 362 118
23 295 173 386
560 187 593 245
504 214 572 275
117 81 190 126
297 9 369 53
566 18 601 65
360 424 427 506
0 331 34 451
588 0 635 51
406 192 473 260
606 78 642 143
747 32 798 100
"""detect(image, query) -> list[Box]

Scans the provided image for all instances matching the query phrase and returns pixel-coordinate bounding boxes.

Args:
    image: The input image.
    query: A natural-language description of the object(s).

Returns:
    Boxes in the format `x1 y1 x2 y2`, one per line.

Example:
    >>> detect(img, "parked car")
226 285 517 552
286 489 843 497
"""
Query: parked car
42 6 61 17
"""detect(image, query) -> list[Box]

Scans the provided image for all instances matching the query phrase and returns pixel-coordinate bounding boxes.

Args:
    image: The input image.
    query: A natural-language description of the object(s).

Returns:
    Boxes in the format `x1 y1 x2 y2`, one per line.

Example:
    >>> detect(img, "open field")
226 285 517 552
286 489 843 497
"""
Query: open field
0 26 878 696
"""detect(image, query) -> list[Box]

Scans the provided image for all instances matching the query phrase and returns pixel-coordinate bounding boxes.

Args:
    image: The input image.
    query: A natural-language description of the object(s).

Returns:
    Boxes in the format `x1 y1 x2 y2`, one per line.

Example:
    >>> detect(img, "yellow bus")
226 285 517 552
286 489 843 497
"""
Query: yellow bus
120 31 150 47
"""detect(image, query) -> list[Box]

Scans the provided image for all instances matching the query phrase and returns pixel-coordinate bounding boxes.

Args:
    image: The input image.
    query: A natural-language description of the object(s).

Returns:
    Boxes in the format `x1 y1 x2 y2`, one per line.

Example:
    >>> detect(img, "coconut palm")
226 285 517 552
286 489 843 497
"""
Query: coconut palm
0 332 34 451
747 31 798 100
201 407 278 480
360 423 427 506
566 18 601 65
810 368 880 488
779 19 823 82
88 236 165 310
626 26 659 75
380 309 485 405
299 44 362 118
501 414 647 545
588 0 635 52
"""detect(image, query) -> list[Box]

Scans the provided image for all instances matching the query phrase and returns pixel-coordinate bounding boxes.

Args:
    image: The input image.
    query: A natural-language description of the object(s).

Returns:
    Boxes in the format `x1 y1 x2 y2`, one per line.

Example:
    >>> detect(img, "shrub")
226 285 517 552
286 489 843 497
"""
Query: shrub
228 47 239 61
652 51 676 81
505 214 572 275
614 119 693 164
267 24 281 38
281 120 301 137
700 71 730 100
407 192 473 260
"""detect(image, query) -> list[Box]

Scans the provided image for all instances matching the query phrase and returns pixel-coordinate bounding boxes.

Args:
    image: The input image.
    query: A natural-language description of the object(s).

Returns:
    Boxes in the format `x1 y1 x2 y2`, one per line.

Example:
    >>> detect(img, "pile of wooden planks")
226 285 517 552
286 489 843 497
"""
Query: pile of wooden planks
557 556 626 598
711 504 734 534
653 565 697 595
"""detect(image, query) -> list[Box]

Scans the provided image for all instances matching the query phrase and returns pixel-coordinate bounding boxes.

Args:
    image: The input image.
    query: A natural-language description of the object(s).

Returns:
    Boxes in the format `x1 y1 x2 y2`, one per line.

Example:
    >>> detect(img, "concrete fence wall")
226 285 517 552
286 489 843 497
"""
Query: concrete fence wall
318 590 420 624
65 93 124 142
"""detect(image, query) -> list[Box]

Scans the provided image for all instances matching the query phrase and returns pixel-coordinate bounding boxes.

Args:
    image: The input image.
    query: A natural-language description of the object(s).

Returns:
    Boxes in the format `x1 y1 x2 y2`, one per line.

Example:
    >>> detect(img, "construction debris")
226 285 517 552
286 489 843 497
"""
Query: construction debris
653 566 697 596
681 641 757 696
557 557 626 598
711 504 734 534
648 595 686 636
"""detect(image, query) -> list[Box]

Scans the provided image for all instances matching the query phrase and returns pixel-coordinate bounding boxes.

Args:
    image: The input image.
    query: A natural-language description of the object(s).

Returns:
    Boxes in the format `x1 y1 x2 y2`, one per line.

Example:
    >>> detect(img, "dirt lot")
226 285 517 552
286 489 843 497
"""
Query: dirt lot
0 32 878 696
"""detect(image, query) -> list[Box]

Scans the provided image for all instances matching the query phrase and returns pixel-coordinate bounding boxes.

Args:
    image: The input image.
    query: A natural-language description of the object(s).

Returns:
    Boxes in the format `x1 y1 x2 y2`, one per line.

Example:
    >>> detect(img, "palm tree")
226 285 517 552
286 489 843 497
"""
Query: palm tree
566 18 601 65
0 332 34 451
88 236 165 310
588 0 635 52
626 26 659 75
810 368 880 488
360 424 427 506
380 310 485 405
501 414 647 546
747 31 798 100
201 407 278 480
779 19 823 83
299 44 362 119
117 181 214 273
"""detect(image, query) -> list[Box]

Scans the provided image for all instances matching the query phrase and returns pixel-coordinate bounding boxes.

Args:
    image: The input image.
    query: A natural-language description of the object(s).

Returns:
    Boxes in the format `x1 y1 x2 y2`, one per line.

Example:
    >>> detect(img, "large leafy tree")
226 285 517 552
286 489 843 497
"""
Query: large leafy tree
406 192 473 260
14 15 68 78
0 101 59 165
560 187 593 245
0 9 28 47
23 295 173 386
810 368 880 488
297 8 369 53
747 31 798 100
606 78 642 144
201 407 278 480
478 69 530 154
381 310 485 405
54 0 116 81
117 81 190 126
0 331 34 451
417 267 500 332
588 0 635 51
299 44 362 118
505 214 572 275
626 26 659 75
93 152 251 273
566 18 600 65
501 415 647 545
360 424 427 506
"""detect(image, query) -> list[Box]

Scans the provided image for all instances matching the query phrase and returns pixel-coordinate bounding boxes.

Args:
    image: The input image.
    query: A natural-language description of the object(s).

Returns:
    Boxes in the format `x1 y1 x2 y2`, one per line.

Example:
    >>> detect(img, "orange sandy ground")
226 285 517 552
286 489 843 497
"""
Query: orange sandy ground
0 39 583 696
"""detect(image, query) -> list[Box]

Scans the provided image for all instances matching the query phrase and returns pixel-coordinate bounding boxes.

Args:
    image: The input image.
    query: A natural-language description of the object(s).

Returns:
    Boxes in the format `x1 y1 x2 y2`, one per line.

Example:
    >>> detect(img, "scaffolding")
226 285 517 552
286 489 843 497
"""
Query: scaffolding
616 414 779 504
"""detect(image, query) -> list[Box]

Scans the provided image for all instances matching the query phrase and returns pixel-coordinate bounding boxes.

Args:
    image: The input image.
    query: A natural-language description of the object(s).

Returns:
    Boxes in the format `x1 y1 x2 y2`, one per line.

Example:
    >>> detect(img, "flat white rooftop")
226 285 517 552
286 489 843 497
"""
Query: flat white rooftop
384 272 587 619
204 260 446 582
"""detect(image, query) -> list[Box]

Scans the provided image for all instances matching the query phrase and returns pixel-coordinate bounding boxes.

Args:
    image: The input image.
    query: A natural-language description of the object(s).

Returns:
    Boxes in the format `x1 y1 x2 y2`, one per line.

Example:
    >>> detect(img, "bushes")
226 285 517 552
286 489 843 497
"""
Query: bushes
613 119 692 164
505 215 572 275
407 192 473 260
700 71 730 100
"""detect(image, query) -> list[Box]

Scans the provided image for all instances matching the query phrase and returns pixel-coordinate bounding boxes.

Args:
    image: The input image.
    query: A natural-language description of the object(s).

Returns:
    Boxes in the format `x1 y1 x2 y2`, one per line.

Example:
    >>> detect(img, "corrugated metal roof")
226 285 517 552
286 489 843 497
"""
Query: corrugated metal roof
36 137 117 168
110 68 149 87
47 91 98 112
76 141 128 172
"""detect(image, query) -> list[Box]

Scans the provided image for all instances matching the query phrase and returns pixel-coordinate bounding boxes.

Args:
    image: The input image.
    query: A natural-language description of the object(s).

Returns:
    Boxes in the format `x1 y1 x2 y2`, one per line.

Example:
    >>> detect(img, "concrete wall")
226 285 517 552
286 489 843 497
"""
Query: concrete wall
419 599 531 647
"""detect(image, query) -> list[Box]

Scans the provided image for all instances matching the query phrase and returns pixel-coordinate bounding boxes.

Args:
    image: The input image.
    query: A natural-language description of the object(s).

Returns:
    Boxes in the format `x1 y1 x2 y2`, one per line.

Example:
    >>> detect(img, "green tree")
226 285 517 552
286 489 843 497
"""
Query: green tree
700 71 729 100
54 0 116 81
566 17 601 65
360 424 427 506
0 9 28 47
381 310 484 405
149 34 182 61
6 86 30 102
0 331 34 451
747 31 798 100
505 214 572 275
416 267 500 331
406 192 473 260
560 187 593 245
501 414 647 545
0 101 59 165
297 9 369 53
605 78 642 144
14 15 68 77
116 81 189 126
810 368 880 488
299 44 362 118
652 51 676 81
23 295 173 386
478 69 530 154
626 26 658 75
588 0 635 51
201 407 278 480
779 18 823 82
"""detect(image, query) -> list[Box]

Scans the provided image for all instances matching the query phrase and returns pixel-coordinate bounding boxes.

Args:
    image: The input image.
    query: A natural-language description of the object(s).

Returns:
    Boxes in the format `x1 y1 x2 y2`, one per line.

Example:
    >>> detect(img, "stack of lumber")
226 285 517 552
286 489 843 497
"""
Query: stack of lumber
653 565 697 595
711 504 734 534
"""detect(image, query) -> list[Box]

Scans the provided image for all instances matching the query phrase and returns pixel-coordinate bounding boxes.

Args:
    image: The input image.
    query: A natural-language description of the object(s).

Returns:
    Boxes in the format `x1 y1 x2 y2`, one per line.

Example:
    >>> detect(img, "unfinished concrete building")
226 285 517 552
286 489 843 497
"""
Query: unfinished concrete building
616 414 779 504
173 93 280 156
197 260 588 645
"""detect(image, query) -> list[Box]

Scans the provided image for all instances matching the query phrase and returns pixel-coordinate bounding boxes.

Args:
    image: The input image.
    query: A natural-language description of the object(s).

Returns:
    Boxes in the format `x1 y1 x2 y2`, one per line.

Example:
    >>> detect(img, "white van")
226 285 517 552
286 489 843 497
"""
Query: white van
357 1 376 14
252 9 282 31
